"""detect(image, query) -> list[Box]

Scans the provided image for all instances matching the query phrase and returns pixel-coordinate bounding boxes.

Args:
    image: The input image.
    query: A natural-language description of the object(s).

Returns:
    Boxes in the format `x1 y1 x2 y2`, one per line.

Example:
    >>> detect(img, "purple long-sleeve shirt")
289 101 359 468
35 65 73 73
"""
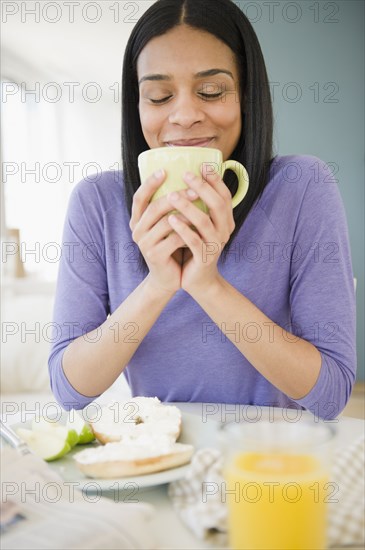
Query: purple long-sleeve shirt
48 155 357 419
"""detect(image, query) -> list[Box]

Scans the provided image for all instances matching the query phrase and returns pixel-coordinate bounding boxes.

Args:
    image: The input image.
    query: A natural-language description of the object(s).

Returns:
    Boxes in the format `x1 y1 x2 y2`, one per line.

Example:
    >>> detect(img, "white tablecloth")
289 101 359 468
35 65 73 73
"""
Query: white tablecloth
2 400 364 549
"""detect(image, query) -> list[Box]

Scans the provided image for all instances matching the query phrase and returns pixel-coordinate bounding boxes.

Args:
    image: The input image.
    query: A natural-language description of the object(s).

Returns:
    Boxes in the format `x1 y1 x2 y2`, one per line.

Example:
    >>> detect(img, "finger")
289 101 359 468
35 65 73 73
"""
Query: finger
167 190 215 242
133 193 196 242
144 230 186 264
130 169 165 231
193 168 232 203
137 212 190 250
167 214 202 256
182 171 234 234
130 171 199 232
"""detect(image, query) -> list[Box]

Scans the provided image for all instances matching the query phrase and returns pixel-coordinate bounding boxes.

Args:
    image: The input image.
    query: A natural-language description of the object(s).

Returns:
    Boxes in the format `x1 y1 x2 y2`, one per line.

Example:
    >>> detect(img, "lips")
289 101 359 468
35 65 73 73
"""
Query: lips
165 138 214 147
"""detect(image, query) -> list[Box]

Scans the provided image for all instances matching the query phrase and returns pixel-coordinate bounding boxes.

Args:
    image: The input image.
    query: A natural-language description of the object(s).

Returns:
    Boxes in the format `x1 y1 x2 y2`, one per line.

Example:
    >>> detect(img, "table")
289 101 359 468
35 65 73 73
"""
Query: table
3 401 364 550
112 403 365 550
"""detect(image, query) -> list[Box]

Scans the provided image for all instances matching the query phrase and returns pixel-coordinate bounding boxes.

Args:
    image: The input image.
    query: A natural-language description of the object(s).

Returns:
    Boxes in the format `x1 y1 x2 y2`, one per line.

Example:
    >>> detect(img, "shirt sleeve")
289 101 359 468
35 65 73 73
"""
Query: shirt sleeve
287 159 357 419
48 178 109 410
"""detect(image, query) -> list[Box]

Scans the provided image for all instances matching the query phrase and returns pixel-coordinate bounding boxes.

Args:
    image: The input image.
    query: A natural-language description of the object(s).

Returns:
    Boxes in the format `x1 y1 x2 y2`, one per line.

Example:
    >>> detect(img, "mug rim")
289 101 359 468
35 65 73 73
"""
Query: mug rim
138 146 222 158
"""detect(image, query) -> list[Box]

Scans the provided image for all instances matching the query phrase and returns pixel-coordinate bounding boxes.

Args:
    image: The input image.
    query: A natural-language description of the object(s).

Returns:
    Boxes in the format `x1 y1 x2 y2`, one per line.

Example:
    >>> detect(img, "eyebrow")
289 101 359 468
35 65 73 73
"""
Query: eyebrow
138 68 234 85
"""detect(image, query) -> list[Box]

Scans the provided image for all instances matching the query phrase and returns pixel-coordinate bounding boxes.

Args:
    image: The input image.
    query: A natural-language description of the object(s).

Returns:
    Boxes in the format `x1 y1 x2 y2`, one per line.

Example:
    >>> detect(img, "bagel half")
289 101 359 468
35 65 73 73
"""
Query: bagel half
90 397 182 444
74 441 194 478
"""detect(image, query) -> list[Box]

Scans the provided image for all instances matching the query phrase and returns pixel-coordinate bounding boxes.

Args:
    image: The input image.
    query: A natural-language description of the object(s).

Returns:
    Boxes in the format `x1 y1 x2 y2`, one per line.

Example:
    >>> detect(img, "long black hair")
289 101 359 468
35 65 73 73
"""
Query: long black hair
121 0 273 265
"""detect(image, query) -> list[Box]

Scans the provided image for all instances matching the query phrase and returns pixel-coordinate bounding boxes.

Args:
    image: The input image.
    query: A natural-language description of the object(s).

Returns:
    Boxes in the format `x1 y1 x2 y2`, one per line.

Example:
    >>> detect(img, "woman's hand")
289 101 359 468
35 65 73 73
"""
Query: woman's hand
166 165 235 296
130 169 195 296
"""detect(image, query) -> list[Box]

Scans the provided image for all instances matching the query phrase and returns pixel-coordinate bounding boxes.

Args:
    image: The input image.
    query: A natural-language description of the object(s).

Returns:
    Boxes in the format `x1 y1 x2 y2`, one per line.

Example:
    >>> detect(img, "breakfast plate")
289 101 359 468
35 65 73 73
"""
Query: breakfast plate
49 442 193 494
9 410 219 494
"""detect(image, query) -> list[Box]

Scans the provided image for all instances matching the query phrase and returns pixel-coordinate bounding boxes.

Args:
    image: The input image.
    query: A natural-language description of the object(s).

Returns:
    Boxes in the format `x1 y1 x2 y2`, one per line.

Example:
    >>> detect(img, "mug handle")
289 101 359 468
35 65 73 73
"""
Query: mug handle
221 160 249 208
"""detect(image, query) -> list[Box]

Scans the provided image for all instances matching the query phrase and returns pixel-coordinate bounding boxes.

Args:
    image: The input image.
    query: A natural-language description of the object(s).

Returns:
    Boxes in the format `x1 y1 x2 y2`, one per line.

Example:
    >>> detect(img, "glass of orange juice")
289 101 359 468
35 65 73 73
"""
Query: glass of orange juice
219 415 335 550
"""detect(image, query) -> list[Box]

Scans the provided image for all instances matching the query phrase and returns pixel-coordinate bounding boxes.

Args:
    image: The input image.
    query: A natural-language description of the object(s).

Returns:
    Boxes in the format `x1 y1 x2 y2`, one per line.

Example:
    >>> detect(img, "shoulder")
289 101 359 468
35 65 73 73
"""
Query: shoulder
256 154 343 237
68 170 126 216
263 154 338 202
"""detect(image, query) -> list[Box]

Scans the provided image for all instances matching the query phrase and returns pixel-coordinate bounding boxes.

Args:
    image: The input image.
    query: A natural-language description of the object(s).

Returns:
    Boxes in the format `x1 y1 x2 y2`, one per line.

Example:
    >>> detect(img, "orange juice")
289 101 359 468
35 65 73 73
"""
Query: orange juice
224 452 328 550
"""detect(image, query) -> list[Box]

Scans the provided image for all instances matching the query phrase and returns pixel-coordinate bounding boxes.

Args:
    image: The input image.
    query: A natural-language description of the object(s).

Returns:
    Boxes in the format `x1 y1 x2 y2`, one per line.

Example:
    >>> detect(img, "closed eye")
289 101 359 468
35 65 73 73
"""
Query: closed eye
149 95 173 104
199 92 224 100
149 92 224 104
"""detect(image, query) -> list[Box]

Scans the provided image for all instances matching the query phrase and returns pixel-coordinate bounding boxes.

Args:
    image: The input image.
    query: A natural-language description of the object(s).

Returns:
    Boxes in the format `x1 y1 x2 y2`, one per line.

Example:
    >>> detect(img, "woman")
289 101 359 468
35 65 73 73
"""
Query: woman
49 0 356 419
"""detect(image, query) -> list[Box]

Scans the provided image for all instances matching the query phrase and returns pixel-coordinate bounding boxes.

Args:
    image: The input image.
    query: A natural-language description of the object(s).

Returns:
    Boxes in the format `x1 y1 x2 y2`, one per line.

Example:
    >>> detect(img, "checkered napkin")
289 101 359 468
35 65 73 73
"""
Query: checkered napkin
168 436 365 548
329 435 365 546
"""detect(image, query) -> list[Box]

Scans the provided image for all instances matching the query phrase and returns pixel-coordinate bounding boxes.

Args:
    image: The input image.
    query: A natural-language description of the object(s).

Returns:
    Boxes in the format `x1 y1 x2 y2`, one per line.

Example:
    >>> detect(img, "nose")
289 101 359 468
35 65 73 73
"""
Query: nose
168 93 205 128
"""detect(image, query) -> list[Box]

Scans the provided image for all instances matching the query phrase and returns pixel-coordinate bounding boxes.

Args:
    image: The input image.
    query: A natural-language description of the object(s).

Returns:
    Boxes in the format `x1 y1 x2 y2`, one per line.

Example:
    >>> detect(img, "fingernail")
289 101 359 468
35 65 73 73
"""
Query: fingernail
184 171 195 181
154 169 164 178
187 189 198 199
169 192 179 201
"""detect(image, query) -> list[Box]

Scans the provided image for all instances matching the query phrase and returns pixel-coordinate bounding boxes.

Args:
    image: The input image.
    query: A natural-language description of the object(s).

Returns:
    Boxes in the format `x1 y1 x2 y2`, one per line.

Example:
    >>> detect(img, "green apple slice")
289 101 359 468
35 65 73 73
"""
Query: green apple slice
17 428 71 461
31 418 79 448
66 411 95 444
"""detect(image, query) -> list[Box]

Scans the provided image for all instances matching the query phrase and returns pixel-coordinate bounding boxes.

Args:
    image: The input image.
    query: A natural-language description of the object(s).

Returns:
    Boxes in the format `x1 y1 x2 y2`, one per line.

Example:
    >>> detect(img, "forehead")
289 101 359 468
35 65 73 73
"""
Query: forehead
137 25 238 79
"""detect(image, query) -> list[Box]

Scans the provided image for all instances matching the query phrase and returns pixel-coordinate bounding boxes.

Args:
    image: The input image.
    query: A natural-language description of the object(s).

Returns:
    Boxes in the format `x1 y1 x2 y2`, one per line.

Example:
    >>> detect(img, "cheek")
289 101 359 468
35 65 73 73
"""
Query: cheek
213 101 241 157
211 99 241 130
223 104 241 129
139 106 164 136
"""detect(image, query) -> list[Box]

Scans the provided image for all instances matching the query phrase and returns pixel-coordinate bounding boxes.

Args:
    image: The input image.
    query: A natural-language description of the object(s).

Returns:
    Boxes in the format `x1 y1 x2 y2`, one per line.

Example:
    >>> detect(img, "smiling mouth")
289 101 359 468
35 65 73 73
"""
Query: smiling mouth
165 138 215 147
